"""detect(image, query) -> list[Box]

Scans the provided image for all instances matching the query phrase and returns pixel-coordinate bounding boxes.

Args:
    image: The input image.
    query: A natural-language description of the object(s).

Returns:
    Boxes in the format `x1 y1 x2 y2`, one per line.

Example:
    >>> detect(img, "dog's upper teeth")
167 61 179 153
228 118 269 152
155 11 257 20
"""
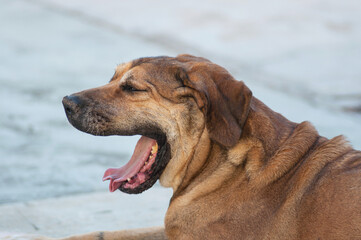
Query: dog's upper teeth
151 143 158 154
127 178 131 182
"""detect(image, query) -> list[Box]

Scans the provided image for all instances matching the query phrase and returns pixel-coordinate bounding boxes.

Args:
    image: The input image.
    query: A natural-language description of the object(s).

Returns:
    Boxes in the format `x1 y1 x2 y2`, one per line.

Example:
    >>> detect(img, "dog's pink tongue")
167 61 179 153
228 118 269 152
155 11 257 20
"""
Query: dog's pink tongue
103 136 156 192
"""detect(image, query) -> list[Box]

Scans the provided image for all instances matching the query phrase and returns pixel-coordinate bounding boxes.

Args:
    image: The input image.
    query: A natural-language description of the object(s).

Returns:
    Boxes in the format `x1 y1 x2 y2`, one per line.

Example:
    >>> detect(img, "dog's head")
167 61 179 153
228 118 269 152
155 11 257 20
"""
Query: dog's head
62 54 252 193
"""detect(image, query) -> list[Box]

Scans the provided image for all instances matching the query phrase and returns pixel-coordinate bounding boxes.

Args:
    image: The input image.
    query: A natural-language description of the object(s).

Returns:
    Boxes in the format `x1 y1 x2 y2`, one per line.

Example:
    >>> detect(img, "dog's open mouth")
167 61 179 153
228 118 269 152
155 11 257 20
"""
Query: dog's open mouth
102 135 170 194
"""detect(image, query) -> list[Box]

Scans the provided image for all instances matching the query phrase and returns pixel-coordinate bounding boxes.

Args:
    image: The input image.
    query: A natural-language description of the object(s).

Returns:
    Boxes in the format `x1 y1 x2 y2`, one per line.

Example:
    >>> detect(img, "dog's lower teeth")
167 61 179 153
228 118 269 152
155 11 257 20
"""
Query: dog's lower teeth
127 178 130 181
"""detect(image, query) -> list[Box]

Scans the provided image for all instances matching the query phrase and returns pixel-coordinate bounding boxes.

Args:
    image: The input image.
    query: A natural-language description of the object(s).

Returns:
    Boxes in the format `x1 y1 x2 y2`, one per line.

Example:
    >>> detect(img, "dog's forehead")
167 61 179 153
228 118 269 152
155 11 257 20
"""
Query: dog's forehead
121 61 183 86
114 56 214 87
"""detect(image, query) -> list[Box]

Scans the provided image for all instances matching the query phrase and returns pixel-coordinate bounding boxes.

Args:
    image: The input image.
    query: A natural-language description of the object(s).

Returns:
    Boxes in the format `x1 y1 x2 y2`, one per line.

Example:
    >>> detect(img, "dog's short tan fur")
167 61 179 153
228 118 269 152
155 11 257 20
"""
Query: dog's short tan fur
57 55 361 240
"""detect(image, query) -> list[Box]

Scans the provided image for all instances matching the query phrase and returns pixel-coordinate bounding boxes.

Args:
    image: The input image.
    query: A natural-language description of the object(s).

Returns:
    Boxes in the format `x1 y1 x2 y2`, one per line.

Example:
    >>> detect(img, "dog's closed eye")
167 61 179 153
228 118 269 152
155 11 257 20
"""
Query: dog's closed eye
122 84 146 92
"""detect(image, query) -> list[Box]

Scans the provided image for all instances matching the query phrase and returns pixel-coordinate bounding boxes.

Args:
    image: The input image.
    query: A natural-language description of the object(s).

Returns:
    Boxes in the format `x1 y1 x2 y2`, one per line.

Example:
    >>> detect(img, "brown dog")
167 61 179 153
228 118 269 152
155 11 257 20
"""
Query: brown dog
60 54 361 240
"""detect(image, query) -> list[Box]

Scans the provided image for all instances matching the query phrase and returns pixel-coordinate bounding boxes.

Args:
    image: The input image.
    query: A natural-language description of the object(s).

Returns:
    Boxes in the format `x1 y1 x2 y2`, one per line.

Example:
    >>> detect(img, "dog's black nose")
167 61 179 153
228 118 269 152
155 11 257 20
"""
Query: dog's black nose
62 95 81 115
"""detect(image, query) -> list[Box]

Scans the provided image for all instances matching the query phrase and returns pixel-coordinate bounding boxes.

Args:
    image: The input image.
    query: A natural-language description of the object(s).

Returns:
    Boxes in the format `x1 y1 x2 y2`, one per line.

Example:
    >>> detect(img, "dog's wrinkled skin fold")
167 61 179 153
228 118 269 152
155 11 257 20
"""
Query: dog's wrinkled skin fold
56 55 361 240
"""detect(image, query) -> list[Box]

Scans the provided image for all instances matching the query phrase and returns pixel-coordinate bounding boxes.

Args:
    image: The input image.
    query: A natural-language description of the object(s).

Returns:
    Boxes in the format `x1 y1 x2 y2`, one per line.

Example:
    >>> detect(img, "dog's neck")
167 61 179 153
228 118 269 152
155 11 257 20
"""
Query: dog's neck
240 98 321 185
243 98 298 160
172 98 320 201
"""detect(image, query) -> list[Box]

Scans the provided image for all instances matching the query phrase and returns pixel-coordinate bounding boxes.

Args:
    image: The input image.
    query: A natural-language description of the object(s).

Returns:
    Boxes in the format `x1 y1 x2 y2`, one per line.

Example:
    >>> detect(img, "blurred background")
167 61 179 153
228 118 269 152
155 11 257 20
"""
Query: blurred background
0 0 360 237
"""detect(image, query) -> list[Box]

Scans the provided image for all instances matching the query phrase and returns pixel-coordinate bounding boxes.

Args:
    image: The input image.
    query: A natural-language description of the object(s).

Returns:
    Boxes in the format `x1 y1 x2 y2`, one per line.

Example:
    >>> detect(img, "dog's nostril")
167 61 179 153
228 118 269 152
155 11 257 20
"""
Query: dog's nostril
65 106 73 114
62 95 80 115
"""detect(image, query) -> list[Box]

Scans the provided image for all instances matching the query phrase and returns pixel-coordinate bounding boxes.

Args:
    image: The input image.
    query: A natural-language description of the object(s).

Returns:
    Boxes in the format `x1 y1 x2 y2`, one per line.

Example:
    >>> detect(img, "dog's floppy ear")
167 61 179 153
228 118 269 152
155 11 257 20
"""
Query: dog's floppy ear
179 63 252 147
